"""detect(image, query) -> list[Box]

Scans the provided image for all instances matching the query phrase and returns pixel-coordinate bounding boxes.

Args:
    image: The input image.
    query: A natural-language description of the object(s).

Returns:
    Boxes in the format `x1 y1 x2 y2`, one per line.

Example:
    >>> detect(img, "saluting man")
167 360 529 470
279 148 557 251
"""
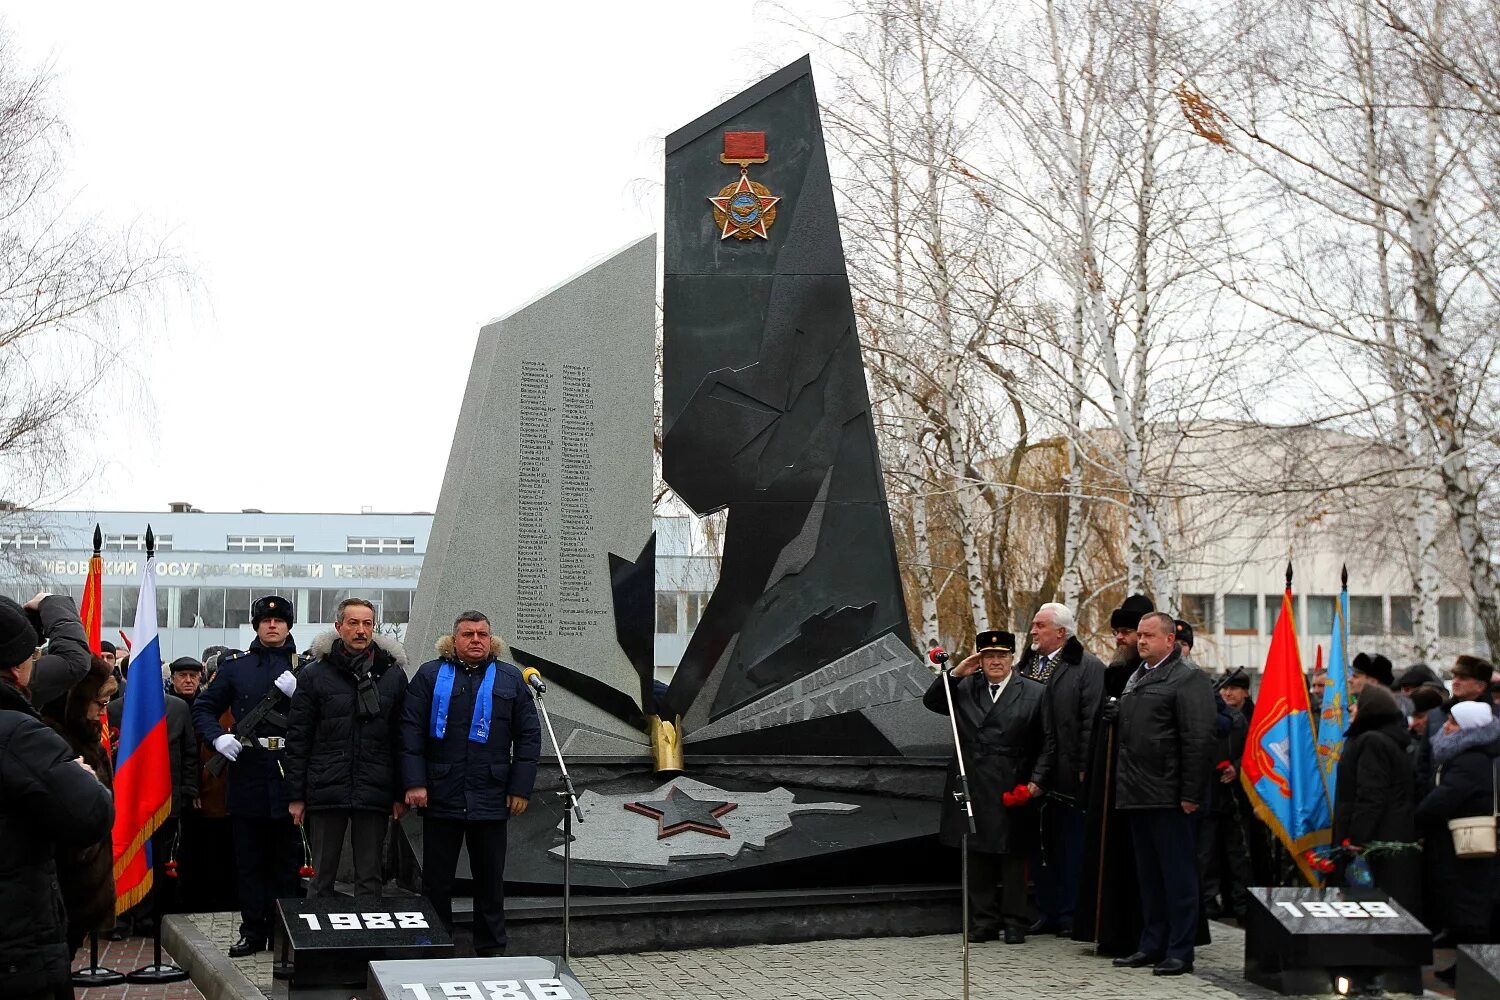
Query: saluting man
191 595 303 958
924 629 1055 944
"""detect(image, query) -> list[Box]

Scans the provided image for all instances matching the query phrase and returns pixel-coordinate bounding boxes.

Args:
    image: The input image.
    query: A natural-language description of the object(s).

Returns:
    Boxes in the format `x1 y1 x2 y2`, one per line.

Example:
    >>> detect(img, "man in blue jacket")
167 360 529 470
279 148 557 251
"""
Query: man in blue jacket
192 594 303 957
400 611 540 956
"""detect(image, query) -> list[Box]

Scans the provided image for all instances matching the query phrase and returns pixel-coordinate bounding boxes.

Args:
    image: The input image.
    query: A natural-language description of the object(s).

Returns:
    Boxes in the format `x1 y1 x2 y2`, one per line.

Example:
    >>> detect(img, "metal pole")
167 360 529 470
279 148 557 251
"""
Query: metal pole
531 686 582 961
938 665 973 1000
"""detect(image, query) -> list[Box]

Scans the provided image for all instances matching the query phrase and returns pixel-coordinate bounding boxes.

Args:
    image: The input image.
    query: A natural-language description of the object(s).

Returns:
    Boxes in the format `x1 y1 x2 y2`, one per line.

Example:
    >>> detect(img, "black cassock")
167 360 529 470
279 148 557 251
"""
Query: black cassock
924 671 1054 854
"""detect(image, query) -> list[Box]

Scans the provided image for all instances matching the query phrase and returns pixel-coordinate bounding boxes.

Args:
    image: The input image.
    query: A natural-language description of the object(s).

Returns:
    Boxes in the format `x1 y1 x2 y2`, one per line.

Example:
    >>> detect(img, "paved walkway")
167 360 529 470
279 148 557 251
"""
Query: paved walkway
73 933 203 1000
185 913 1431 1000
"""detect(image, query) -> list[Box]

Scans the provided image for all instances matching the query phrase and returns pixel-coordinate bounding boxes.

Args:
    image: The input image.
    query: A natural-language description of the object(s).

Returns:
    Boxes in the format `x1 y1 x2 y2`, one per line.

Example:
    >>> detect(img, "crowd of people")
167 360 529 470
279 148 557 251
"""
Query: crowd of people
0 591 540 1000
926 593 1500 984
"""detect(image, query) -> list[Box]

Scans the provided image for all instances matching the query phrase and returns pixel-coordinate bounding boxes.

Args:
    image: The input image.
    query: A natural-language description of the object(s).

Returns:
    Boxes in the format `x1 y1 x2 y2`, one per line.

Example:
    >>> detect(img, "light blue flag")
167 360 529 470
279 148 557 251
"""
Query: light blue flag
1315 575 1351 802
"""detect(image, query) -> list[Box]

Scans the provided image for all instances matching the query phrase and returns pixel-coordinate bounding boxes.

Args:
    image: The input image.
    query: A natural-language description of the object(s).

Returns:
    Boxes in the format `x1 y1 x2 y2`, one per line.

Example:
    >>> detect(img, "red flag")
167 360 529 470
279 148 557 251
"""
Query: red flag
79 524 103 655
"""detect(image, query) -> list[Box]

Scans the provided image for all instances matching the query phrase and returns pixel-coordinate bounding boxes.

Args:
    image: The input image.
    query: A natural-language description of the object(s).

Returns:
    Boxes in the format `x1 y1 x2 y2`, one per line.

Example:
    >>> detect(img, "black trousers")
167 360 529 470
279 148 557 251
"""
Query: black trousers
307 809 388 897
968 849 1029 933
1033 802 1085 926
1130 808 1200 962
1197 806 1253 917
423 818 510 955
230 816 302 941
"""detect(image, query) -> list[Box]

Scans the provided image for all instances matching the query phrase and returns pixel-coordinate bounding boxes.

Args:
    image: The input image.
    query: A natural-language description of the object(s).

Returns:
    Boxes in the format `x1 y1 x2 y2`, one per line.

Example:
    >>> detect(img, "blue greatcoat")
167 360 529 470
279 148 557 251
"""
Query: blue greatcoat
191 637 300 819
399 637 541 821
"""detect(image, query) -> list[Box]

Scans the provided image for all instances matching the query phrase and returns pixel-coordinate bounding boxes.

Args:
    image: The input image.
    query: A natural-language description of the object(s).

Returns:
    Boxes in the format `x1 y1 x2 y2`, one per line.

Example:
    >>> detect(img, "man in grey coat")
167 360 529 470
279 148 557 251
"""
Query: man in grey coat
925 629 1054 944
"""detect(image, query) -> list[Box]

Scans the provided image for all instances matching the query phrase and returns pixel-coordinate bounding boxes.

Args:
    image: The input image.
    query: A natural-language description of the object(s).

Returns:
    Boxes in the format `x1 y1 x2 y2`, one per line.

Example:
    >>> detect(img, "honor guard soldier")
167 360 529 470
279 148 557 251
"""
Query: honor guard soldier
925 629 1055 944
192 595 304 957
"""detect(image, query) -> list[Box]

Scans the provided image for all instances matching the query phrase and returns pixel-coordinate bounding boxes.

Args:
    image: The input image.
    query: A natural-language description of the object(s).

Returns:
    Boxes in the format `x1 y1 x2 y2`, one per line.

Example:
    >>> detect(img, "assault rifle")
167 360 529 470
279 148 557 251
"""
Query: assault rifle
205 653 307 777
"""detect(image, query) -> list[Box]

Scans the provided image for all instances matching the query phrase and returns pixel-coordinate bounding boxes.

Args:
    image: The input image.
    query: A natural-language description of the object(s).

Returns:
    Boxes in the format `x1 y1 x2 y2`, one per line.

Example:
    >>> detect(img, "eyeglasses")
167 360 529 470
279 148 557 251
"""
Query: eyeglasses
93 697 111 708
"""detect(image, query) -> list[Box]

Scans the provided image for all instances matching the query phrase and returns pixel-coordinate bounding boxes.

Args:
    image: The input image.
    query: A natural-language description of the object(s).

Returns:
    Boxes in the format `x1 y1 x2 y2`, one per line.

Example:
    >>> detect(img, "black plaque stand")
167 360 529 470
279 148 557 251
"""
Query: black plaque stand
71 930 125 987
936 657 974 1000
529 677 585 961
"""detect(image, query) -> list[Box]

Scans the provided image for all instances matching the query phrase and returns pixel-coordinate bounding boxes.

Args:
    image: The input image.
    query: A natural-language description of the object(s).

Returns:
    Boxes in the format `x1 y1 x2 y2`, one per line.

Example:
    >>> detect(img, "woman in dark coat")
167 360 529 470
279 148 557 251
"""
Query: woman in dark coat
1332 683 1420 916
1416 700 1500 949
41 656 118 954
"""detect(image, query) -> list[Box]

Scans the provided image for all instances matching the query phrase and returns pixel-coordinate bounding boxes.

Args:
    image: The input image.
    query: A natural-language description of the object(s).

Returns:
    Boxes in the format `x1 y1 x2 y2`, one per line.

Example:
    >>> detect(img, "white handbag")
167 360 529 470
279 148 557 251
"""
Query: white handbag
1448 760 1500 859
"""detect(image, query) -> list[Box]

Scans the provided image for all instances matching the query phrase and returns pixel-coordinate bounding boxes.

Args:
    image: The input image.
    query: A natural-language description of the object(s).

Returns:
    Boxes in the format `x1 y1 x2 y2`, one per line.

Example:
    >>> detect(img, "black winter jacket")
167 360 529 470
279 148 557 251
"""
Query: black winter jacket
0 682 113 997
398 637 540 821
1018 636 1105 800
1333 686 1420 914
285 632 409 813
28 594 92 708
1114 649 1216 810
1416 721 1500 939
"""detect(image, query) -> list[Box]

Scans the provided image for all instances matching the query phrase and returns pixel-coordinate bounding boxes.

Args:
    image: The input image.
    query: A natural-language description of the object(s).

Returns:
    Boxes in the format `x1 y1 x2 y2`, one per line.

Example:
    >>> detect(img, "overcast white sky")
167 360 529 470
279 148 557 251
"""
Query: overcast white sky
3 2 843 515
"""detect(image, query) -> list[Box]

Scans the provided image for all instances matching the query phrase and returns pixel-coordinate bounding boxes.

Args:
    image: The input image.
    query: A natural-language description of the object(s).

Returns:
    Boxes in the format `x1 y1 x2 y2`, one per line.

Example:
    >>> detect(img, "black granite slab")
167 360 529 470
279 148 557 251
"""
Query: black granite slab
1243 887 1430 995
273 896 452 991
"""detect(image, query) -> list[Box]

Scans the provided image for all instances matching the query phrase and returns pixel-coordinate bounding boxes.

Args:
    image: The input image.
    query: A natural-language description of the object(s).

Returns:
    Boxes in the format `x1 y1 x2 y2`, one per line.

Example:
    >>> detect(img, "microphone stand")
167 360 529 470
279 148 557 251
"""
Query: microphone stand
529 681 583 962
937 657 975 1000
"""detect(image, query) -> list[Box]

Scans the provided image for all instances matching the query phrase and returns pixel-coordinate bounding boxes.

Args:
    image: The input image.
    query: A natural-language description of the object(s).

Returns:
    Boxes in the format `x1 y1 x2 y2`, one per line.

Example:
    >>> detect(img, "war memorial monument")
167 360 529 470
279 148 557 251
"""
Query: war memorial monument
400 57 954 954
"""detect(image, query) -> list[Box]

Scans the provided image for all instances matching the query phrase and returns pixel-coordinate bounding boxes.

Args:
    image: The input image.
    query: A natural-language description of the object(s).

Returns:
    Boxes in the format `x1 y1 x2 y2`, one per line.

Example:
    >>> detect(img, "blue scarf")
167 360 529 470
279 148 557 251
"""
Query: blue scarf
430 660 496 743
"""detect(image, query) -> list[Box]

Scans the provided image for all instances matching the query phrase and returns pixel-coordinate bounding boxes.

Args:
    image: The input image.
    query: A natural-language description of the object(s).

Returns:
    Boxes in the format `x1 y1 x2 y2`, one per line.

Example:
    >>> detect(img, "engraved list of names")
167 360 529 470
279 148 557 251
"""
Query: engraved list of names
515 359 603 644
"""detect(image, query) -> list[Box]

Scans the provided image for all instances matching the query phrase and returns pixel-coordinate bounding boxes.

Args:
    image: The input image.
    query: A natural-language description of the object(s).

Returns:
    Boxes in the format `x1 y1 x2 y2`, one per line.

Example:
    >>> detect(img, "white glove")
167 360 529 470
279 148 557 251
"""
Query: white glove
213 734 242 762
275 670 297 697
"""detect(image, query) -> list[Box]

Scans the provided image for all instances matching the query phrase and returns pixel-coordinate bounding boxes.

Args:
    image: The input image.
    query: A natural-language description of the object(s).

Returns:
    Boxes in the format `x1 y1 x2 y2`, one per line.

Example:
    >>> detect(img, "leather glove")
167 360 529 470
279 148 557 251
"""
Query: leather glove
1100 699 1120 724
213 734 242 762
275 670 297 697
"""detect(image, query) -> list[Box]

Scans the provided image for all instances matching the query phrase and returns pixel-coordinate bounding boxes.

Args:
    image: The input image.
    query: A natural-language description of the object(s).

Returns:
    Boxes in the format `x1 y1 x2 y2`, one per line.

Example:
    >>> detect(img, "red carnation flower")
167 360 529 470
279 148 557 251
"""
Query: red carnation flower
1215 760 1231 771
299 865 315 877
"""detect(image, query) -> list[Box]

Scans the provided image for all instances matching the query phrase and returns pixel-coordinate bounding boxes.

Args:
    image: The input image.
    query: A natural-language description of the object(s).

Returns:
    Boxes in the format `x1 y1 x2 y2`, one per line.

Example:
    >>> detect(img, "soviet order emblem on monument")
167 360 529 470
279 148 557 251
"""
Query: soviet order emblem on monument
408 58 950 951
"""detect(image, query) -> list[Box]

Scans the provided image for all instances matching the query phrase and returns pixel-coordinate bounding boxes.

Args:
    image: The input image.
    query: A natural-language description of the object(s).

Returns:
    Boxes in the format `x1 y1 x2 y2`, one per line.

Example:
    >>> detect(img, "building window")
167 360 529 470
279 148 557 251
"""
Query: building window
1440 596 1467 638
1264 594 1296 634
1390 596 1414 635
105 533 172 552
684 592 711 632
346 537 415 554
1224 595 1257 634
225 588 255 628
1180 594 1216 633
655 592 679 634
382 590 412 625
1349 596 1384 636
2 532 50 550
226 535 294 553
1304 596 1335 638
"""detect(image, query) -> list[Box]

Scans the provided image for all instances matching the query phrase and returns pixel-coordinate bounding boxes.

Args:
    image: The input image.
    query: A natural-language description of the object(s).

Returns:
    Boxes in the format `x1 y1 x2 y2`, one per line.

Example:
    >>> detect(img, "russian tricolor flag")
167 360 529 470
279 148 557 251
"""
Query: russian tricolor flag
112 531 172 913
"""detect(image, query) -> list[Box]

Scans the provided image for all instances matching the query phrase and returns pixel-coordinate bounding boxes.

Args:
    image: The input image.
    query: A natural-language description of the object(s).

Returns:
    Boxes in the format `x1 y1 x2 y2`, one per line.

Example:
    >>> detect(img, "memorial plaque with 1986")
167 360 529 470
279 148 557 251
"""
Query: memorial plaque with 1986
368 957 591 1000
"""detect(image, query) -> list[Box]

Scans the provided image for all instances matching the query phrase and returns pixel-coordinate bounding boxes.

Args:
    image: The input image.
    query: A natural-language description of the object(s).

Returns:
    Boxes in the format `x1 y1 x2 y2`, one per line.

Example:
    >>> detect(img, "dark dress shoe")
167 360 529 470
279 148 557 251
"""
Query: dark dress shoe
1055 923 1073 937
1003 928 1026 944
1028 917 1057 934
228 936 265 958
1113 951 1162 968
969 927 998 943
1435 964 1457 985
1153 959 1194 976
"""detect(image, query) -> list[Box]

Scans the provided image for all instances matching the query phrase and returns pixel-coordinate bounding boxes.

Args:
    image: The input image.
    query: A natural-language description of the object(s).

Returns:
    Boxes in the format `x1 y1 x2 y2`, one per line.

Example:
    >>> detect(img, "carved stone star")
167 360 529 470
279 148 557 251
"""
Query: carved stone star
624 785 738 840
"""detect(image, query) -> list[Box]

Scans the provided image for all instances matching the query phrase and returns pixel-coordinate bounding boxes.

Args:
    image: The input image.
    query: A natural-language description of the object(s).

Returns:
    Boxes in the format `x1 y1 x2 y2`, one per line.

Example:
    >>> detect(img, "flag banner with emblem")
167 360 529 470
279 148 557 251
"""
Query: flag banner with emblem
111 543 171 913
1316 578 1351 803
1241 578 1332 885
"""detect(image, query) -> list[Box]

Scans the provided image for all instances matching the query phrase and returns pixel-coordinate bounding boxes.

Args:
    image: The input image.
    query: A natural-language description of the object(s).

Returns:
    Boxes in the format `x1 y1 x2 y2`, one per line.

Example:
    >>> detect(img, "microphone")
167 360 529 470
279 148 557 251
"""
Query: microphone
520 666 547 694
928 647 950 666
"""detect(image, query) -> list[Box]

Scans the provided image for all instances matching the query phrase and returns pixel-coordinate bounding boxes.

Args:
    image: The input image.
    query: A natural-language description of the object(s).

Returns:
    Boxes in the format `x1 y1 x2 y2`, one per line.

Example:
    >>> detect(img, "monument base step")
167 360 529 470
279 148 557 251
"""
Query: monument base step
463 885 961 956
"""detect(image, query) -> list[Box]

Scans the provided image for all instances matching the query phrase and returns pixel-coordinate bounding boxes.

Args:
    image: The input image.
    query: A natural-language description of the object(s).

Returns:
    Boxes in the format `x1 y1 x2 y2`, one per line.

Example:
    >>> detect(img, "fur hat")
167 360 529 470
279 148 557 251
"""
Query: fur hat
1352 651 1394 688
1453 655 1495 685
1110 594 1155 631
1173 619 1194 649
